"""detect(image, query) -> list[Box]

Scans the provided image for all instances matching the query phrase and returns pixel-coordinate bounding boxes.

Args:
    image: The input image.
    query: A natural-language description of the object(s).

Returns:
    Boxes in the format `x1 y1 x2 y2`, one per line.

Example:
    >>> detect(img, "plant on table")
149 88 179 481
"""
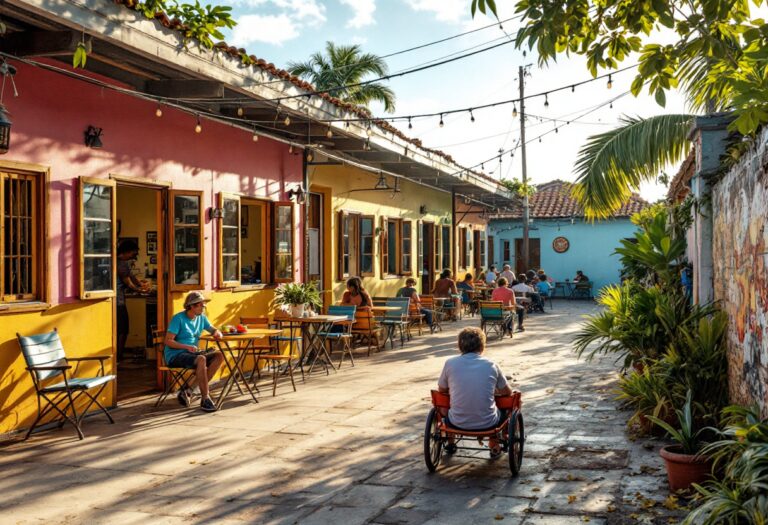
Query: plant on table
272 281 322 314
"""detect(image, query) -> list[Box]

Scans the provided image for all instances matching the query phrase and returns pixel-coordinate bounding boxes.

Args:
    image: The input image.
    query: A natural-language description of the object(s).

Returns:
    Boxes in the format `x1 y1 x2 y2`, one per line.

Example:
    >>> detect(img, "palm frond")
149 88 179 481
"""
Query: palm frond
571 114 695 220
348 83 397 113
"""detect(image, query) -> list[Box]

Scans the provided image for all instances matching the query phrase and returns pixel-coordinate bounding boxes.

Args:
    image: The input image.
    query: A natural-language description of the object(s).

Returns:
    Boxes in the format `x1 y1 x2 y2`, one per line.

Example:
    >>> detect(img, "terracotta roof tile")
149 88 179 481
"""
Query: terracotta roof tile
499 180 648 219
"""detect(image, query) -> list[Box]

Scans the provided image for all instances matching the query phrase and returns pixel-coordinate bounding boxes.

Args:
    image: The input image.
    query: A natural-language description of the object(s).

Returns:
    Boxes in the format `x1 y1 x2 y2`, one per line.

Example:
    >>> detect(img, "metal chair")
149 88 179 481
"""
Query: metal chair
571 281 593 300
420 295 442 333
16 329 115 440
240 316 299 396
478 301 514 340
154 329 198 408
380 298 410 349
318 305 357 368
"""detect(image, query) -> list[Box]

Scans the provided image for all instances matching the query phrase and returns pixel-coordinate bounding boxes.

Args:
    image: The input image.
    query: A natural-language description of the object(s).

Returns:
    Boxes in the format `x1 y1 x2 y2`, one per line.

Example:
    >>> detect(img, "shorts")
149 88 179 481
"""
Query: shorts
167 349 218 369
117 305 129 336
445 410 508 431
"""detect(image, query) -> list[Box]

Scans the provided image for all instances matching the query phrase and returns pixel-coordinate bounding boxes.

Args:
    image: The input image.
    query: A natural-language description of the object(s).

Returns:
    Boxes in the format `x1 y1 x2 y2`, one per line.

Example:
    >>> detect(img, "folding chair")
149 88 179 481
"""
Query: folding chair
478 301 513 340
420 295 442 333
407 300 425 337
17 329 115 440
317 305 357 368
381 298 410 349
241 316 299 396
154 329 197 408
351 309 382 356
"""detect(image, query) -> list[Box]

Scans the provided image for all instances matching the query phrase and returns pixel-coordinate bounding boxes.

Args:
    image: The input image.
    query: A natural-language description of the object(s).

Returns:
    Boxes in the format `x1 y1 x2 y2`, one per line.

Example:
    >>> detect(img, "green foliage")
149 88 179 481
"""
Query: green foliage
684 406 768 524
616 363 673 430
272 282 322 309
570 114 693 220
471 0 498 17
647 390 708 454
499 177 536 197
137 0 235 49
287 42 396 113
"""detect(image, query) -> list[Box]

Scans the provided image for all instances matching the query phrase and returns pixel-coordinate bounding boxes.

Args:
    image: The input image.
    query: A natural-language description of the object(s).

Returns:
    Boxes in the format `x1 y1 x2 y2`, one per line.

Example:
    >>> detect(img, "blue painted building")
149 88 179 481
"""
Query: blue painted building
488 180 648 295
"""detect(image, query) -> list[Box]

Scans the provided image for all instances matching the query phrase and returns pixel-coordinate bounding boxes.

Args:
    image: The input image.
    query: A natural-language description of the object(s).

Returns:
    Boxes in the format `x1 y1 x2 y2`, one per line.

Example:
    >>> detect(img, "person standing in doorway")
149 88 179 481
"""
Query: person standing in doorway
116 239 149 363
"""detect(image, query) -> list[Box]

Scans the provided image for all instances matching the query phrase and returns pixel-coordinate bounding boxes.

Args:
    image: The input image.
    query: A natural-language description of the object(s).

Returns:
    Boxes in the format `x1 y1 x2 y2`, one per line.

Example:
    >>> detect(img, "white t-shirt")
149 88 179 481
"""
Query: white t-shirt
500 270 516 283
438 352 509 429
511 283 533 293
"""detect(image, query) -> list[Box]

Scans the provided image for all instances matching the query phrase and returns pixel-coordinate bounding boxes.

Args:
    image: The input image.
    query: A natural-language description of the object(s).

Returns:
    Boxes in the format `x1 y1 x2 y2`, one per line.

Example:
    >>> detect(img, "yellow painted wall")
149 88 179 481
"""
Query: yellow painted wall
311 164 452 302
0 300 113 438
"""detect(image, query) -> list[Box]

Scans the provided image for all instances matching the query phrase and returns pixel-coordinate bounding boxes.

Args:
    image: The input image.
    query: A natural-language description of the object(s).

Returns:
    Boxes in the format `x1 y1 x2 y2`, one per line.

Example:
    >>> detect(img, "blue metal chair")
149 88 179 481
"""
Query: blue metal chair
318 305 357 368
16 329 115 440
479 301 513 340
381 298 410 349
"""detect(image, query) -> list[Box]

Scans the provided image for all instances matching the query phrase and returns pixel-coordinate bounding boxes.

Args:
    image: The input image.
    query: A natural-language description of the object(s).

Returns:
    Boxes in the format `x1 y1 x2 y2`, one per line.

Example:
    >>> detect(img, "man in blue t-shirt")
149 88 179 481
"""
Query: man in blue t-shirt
164 291 224 412
536 275 552 311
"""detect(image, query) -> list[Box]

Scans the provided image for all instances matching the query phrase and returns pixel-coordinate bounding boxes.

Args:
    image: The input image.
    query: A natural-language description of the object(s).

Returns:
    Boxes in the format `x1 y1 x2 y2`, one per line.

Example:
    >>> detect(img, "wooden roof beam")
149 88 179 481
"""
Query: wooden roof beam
144 79 225 99
0 30 90 57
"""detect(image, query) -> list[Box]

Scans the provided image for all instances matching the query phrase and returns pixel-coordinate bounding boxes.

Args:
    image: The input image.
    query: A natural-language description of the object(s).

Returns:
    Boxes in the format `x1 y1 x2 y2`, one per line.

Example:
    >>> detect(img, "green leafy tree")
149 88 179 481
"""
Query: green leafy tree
287 42 396 113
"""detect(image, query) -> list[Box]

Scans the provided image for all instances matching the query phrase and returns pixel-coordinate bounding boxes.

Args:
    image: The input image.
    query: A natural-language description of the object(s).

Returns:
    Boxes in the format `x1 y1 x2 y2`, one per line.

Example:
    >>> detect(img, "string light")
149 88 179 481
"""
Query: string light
237 106 244 117
326 127 333 139
470 109 475 123
252 129 259 142
195 115 202 133
155 105 163 117
512 104 518 118
544 93 549 108
288 144 294 154
609 102 613 109
571 85 575 92
439 114 444 127
284 115 291 126
607 74 613 89
366 124 373 136
306 150 314 162
408 117 413 129
345 120 350 129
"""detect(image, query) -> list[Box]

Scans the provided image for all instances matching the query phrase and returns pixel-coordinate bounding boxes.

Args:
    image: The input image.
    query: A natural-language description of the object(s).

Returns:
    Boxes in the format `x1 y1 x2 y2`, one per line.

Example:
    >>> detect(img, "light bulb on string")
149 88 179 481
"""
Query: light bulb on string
306 150 313 162
538 137 542 143
610 101 613 109
571 85 575 93
439 114 444 128
194 115 202 134
607 74 613 89
345 120 350 129
155 105 163 118
237 106 244 117
544 93 549 108
470 110 475 123
252 132 259 142
512 104 518 118
408 117 413 130
288 144 294 154
366 124 372 137
284 115 291 126
326 127 333 139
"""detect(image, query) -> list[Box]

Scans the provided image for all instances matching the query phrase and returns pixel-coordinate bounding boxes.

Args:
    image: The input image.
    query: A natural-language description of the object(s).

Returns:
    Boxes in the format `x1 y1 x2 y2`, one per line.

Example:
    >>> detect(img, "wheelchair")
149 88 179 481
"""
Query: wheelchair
424 389 525 475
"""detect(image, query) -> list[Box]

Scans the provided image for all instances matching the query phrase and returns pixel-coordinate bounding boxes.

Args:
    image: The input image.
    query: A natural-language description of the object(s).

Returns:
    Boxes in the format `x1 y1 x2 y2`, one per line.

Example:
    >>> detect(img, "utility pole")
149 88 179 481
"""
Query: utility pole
518 65 530 273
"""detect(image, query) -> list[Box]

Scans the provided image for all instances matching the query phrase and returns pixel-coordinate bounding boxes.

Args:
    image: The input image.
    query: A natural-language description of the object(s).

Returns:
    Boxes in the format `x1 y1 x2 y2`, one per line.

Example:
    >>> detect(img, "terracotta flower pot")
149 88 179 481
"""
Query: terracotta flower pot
659 445 713 492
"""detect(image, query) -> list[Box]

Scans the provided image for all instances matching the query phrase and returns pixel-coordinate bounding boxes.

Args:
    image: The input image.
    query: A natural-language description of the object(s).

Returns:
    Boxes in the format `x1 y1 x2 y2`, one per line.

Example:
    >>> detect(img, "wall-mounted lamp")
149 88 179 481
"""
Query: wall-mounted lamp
84 126 103 148
0 105 11 154
209 207 224 220
374 172 389 190
419 205 428 215
286 185 306 204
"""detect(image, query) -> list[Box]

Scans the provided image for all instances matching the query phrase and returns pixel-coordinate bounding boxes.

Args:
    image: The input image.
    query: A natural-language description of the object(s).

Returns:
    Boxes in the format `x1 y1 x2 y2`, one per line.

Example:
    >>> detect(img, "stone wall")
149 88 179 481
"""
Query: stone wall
711 127 768 415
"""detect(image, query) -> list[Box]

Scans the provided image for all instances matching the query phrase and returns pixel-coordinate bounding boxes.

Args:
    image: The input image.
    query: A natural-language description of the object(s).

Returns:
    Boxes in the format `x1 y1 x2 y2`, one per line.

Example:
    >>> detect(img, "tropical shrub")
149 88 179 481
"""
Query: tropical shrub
616 363 673 432
647 390 708 455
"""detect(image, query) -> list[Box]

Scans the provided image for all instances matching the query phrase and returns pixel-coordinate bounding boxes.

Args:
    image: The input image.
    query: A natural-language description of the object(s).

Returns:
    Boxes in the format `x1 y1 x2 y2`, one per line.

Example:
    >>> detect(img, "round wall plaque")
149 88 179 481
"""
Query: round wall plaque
552 236 570 253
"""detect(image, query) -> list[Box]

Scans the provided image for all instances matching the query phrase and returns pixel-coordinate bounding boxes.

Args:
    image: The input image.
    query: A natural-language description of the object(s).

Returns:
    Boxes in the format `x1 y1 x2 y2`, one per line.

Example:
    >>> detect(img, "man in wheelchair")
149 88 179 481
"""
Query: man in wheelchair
437 327 513 458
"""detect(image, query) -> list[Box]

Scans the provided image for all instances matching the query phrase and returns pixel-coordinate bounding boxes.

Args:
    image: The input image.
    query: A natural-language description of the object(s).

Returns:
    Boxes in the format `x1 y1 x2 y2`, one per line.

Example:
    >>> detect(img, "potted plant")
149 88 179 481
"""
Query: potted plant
647 389 713 492
272 282 322 318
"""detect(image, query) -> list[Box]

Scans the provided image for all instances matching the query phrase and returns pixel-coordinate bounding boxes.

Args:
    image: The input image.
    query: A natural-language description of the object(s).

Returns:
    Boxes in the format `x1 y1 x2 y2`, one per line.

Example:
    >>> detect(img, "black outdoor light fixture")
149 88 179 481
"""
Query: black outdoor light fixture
286 184 306 204
0 105 11 155
84 126 103 149
374 172 389 190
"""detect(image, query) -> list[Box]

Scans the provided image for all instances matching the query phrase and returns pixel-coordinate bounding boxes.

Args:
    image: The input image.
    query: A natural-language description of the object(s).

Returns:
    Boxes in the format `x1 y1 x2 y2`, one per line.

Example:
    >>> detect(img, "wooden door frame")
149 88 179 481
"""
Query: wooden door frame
421 221 435 295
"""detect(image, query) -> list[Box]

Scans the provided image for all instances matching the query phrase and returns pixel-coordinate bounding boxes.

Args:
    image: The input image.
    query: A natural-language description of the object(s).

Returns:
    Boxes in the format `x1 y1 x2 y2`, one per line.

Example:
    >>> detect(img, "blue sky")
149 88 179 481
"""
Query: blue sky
214 0 691 203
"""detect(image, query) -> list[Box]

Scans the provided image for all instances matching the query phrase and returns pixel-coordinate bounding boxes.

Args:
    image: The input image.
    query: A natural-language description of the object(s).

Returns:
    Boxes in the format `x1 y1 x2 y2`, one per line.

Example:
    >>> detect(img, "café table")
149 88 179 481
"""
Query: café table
434 294 462 321
200 328 282 410
281 314 349 376
553 281 574 299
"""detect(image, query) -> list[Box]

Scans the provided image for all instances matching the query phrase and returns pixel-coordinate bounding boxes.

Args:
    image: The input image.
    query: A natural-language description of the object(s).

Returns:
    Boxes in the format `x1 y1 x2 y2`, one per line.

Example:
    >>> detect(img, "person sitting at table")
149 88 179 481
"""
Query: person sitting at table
433 268 459 321
573 270 589 283
396 277 434 331
511 278 539 311
456 273 477 315
536 274 552 309
537 269 554 284
341 276 372 309
477 270 487 283
485 265 498 287
491 277 525 333
499 264 516 286
163 291 224 412
437 327 513 458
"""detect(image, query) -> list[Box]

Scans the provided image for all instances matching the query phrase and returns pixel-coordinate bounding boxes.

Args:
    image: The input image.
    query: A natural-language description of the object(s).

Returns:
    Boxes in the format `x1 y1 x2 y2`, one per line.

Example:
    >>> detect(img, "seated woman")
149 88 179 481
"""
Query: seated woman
397 277 434 331
491 277 525 333
456 273 476 314
437 327 513 458
573 270 589 282
432 268 459 320
341 276 372 310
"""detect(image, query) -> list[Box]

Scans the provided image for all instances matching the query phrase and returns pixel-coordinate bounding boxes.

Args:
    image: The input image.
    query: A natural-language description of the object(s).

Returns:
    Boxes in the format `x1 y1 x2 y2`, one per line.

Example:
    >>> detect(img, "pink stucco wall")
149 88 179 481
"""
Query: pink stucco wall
3 60 303 304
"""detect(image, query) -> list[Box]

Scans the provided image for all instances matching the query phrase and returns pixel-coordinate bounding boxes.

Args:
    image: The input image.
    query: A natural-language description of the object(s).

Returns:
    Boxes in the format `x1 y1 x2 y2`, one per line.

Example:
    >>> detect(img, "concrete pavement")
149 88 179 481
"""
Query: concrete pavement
0 301 688 524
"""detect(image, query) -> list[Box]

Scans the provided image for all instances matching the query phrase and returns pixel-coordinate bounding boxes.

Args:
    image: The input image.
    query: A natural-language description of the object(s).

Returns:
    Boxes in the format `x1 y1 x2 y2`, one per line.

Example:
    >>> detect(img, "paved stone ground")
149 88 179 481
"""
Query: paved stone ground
0 301 690 524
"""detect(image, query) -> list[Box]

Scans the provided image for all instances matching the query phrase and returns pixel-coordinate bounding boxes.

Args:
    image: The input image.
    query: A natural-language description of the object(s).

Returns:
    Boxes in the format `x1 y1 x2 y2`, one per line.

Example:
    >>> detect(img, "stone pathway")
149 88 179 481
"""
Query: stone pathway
0 301 688 524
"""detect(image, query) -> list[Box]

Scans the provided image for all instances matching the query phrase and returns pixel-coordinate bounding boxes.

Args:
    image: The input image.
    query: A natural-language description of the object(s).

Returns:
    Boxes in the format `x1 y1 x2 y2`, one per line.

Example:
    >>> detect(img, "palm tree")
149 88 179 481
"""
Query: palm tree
287 42 396 113
571 114 696 219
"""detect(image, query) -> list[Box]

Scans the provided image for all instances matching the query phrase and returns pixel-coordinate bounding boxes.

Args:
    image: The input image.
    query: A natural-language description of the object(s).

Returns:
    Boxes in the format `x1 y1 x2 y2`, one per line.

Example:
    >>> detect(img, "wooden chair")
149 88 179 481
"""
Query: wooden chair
240 316 298 396
154 329 197 408
478 301 513 340
571 281 593 300
420 295 442 333
351 309 382 356
407 301 425 337
16 329 115 440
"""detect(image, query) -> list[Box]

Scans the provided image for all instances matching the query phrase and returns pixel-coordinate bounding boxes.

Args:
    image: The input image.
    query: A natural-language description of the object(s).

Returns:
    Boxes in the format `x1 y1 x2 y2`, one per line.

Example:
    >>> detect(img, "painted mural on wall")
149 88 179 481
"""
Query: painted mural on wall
711 128 768 415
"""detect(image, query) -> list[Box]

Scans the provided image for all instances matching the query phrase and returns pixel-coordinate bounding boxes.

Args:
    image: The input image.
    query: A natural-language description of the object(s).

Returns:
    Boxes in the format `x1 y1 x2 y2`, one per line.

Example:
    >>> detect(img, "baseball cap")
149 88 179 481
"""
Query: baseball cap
184 291 210 308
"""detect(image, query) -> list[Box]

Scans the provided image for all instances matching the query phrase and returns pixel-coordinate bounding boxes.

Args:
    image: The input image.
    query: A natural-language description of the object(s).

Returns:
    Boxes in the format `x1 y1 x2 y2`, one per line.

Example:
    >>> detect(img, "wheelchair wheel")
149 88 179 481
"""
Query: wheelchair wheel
424 407 443 472
508 411 524 476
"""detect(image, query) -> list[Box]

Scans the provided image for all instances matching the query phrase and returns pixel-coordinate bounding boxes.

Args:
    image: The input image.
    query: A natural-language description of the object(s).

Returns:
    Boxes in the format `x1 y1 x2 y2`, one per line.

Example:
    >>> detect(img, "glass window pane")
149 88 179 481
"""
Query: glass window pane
276 230 291 252
361 237 372 254
175 227 199 253
361 218 372 235
277 206 291 228
83 184 112 219
223 199 239 227
223 255 238 282
175 257 200 285
275 254 292 280
223 227 238 253
83 256 112 291
361 255 372 273
174 195 200 225
84 220 112 254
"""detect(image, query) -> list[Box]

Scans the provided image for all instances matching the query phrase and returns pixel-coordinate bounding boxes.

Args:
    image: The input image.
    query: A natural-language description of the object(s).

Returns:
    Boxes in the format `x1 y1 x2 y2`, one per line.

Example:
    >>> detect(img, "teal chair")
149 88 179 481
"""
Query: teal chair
16 329 115 440
479 301 513 340
318 305 357 368
381 298 410 349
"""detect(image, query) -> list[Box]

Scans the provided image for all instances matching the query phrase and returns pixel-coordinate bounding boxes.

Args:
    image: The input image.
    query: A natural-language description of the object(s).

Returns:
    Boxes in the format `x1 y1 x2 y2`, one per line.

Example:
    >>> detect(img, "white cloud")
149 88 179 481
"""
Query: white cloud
339 0 376 28
229 14 301 46
409 0 466 24
227 0 327 46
